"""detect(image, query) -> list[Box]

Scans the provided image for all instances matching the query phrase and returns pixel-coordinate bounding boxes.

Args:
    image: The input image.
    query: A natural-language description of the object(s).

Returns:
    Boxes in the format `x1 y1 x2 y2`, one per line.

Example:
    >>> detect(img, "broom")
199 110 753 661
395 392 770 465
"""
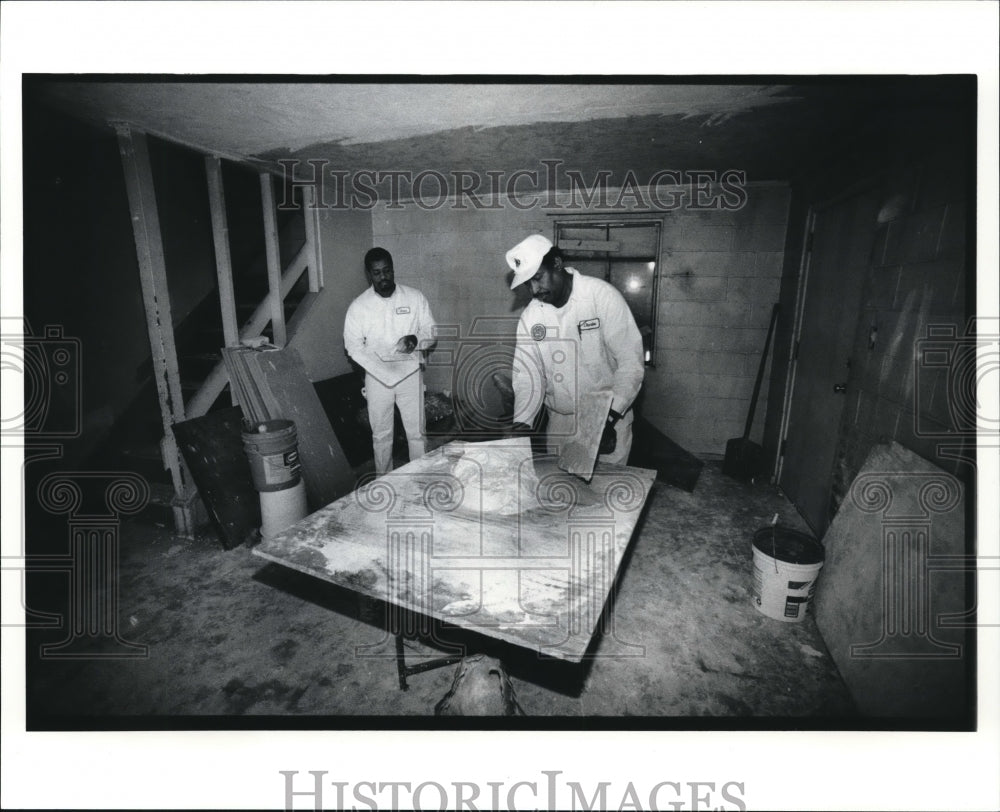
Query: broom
722 303 780 482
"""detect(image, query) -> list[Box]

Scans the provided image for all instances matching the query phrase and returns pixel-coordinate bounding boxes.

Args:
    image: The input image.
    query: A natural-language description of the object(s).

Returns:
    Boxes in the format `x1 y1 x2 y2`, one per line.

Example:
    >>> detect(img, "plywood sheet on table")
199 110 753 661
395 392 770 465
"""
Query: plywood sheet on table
557 390 613 481
254 438 656 662
814 440 969 721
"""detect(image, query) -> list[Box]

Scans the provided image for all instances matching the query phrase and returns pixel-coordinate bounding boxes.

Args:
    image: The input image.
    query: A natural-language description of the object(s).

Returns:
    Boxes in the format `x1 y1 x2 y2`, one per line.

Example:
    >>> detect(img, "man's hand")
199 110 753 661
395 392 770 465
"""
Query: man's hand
394 334 418 354
599 407 624 455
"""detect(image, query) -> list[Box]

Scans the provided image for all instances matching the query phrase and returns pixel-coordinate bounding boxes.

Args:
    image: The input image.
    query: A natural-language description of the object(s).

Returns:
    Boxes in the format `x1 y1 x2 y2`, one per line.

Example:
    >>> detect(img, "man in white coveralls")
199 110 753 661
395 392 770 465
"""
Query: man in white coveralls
344 247 437 475
507 234 645 465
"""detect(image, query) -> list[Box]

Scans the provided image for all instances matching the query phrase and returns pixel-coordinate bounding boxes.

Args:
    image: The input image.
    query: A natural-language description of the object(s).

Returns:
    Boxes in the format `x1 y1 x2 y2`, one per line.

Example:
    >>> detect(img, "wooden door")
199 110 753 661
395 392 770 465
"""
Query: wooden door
779 188 880 536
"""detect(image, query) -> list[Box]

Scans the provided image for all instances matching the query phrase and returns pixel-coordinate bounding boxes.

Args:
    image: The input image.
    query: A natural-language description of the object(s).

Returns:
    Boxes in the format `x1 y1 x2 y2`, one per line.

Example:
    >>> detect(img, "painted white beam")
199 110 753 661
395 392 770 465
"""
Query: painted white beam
115 123 189 505
205 156 240 349
303 185 323 292
259 173 287 347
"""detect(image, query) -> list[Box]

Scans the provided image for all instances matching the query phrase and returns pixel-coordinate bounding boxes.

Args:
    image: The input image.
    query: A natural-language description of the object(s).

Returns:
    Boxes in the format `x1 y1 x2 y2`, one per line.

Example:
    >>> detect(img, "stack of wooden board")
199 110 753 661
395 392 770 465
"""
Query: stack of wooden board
222 347 269 426
223 345 356 511
313 373 376 468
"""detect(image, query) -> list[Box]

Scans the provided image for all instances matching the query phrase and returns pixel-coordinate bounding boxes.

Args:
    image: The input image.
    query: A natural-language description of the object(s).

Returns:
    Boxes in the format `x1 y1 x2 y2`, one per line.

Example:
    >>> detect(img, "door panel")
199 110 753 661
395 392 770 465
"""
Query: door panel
780 189 880 536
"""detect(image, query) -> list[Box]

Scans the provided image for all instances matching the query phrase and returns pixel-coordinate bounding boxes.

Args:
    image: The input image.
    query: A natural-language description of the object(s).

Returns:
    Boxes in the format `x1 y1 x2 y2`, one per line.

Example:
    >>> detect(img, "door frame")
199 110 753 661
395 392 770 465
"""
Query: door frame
552 218 663 366
775 177 884 490
773 207 816 484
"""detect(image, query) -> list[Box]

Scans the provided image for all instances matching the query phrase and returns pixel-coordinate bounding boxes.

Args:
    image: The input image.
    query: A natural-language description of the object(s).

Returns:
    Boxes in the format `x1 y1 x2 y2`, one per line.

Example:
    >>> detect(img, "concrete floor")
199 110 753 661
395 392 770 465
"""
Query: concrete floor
26 461 855 725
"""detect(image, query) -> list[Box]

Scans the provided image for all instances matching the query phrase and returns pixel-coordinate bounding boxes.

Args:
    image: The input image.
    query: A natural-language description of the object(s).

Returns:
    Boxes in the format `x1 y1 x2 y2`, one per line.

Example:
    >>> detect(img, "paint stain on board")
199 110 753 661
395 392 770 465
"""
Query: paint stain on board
288 546 328 571
334 568 378 590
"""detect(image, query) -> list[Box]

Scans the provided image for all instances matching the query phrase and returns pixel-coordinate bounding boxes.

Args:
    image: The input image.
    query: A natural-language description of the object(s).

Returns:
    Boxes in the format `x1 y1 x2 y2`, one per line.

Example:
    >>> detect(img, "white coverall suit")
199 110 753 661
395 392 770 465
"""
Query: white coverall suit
344 284 436 474
512 268 645 465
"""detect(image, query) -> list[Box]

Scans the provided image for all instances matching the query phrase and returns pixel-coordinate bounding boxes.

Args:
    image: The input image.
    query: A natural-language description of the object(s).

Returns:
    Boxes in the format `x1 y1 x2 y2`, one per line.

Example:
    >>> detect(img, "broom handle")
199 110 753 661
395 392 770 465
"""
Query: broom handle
743 303 780 440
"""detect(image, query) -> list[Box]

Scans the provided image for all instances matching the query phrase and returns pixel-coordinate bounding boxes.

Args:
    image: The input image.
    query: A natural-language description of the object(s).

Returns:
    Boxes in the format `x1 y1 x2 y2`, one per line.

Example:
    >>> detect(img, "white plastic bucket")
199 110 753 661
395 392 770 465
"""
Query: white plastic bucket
259 480 308 541
751 527 824 623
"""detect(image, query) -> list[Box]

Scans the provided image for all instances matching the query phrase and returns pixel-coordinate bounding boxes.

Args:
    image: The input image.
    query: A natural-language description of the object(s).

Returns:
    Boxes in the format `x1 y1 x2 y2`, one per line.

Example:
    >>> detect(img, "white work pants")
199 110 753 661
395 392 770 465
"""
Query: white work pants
545 408 634 467
365 371 425 475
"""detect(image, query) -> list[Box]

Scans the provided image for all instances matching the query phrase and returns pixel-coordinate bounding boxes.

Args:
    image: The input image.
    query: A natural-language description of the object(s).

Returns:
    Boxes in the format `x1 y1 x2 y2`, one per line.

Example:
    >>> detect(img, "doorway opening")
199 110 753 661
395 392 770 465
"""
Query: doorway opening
554 221 662 365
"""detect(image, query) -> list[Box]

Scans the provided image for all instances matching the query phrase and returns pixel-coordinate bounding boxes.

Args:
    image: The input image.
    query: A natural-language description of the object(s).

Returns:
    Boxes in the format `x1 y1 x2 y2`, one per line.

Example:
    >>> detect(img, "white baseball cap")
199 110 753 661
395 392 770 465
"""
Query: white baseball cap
506 234 553 289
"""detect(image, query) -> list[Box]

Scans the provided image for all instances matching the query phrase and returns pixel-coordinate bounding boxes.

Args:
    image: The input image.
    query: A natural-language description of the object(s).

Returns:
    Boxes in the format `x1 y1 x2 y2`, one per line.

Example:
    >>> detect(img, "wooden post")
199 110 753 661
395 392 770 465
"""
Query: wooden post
259 173 287 347
115 123 192 533
303 184 324 292
205 156 240 349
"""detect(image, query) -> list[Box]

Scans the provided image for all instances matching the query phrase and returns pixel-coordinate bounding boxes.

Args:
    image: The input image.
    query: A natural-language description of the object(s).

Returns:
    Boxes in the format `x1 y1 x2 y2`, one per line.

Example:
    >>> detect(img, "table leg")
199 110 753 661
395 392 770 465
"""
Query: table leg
395 631 409 690
391 607 463 690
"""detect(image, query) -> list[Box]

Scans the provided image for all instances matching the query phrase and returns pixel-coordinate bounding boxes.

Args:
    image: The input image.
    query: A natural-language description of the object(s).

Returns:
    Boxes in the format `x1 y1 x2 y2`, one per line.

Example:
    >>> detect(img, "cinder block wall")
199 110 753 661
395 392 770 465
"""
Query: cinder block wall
651 187 789 453
366 183 790 456
831 142 970 507
291 206 374 381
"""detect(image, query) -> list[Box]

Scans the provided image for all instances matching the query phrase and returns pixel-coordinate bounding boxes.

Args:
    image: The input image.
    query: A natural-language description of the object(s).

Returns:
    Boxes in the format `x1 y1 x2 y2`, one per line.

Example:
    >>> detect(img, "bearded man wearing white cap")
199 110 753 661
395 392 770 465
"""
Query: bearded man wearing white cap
344 247 437 475
507 234 645 465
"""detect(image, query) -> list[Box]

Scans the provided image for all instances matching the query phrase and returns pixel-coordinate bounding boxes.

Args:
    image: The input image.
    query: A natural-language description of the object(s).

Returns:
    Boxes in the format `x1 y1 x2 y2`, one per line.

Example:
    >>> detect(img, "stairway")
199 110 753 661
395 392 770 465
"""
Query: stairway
85 210 309 526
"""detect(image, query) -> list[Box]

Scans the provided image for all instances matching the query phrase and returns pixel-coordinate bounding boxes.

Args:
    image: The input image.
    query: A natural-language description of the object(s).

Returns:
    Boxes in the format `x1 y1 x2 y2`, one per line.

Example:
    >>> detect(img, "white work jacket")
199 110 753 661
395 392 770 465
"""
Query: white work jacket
513 268 645 424
344 284 436 386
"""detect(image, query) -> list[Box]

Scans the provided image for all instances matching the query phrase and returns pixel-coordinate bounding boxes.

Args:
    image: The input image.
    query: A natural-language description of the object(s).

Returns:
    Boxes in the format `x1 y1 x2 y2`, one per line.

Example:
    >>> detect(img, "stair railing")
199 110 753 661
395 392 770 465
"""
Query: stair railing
117 124 324 535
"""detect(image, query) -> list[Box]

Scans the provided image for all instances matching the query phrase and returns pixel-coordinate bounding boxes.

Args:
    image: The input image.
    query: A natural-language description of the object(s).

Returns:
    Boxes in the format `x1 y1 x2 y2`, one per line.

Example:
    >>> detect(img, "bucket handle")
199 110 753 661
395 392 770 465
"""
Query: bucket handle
770 513 779 574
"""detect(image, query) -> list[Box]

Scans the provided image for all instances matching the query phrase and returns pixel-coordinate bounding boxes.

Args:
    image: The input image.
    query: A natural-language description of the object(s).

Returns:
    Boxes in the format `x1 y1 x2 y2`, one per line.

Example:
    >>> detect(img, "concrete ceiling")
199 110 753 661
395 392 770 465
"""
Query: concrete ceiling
36 82 797 154
29 78 971 185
